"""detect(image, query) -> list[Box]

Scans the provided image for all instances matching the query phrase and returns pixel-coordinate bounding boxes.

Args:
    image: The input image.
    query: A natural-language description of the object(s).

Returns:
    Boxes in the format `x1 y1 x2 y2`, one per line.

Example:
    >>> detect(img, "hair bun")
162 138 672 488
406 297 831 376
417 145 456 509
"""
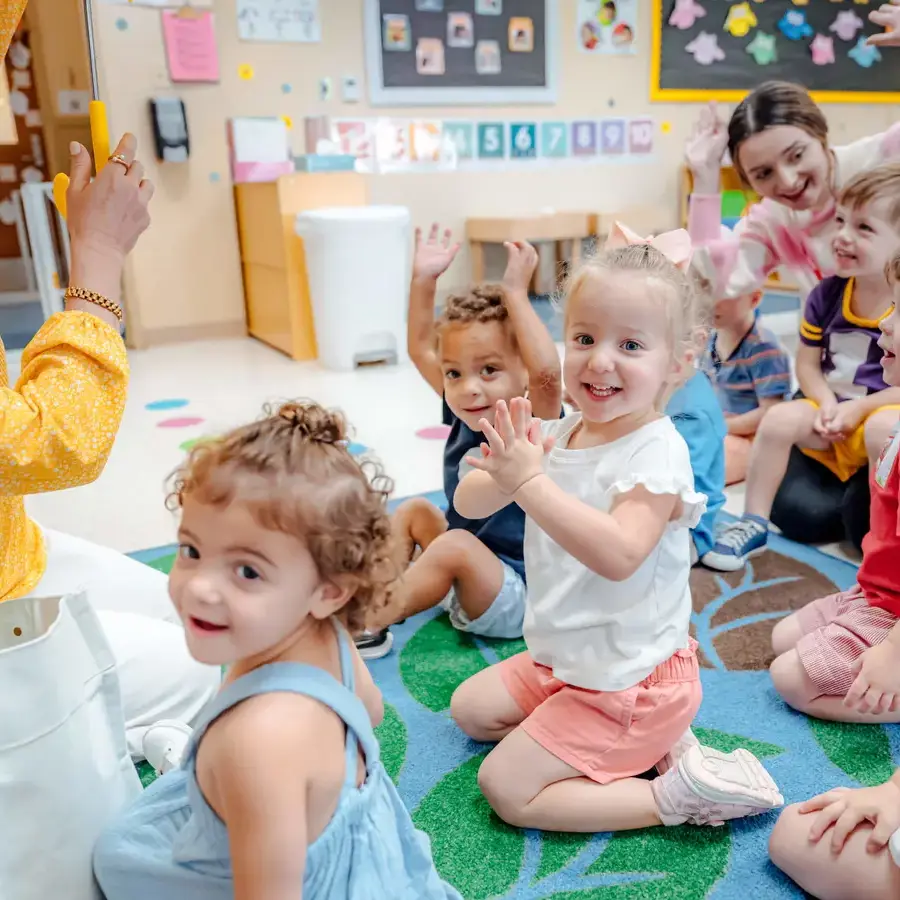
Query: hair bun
277 401 346 445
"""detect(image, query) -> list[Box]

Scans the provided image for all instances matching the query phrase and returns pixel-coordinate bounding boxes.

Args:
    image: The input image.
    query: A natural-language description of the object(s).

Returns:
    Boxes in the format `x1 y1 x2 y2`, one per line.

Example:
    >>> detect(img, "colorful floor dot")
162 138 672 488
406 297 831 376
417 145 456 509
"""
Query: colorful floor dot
209 171 221 183
415 425 451 441
179 437 204 452
145 398 189 411
158 417 204 429
238 64 255 81
281 83 292 94
281 115 293 130
115 18 128 30
347 442 368 456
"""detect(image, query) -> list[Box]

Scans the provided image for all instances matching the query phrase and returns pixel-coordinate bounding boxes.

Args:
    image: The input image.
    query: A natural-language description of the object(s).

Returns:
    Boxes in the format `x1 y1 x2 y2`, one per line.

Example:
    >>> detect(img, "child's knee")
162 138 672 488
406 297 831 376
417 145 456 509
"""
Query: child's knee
758 401 808 443
450 677 486 738
771 613 801 656
426 529 482 574
768 803 807 874
864 409 900 461
477 755 523 826
769 651 815 710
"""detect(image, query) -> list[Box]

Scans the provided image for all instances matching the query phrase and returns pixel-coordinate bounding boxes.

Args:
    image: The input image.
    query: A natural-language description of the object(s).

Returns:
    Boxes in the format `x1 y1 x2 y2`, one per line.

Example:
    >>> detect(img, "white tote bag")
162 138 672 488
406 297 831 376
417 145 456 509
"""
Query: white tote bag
0 592 142 900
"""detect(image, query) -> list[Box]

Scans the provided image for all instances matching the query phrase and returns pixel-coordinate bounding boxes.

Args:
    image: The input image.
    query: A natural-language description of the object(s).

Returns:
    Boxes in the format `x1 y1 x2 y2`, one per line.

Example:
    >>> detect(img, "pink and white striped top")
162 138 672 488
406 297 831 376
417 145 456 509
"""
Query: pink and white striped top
688 123 900 301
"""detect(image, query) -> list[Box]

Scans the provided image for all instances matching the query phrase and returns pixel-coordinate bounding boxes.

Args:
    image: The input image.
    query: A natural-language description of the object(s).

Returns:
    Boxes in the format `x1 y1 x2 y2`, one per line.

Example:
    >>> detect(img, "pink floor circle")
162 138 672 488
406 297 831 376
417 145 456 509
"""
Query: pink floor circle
158 417 205 429
415 425 451 440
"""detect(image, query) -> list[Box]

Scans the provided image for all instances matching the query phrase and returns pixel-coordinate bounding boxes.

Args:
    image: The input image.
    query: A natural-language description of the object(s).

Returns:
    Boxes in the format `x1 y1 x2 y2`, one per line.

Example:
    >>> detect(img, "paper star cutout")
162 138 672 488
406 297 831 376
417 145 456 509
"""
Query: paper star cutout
778 9 813 40
686 31 726 65
724 3 758 38
830 10 865 42
848 35 882 67
747 31 778 64
669 0 707 30
810 33 835 65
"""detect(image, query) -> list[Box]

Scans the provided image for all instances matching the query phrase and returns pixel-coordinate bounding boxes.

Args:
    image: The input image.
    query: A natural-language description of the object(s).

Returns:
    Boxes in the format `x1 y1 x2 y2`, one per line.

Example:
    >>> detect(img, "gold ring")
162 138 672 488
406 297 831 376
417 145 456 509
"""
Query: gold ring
107 153 131 169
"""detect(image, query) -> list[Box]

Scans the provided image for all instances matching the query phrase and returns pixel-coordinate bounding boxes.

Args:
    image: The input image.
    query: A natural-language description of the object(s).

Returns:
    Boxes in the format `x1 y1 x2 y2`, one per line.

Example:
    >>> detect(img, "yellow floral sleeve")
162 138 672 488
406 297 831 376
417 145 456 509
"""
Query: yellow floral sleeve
1 1 27 62
0 311 129 496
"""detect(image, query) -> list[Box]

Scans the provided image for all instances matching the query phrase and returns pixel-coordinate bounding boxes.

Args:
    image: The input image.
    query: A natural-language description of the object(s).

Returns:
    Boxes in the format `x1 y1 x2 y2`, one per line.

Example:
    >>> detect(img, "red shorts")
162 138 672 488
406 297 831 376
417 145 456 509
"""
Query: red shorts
497 642 702 784
796 588 898 695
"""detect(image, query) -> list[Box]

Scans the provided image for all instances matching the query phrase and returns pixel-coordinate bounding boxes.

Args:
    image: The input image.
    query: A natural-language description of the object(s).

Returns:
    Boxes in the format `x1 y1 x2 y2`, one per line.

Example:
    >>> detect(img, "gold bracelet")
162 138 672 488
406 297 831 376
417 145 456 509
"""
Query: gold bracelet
64 285 124 322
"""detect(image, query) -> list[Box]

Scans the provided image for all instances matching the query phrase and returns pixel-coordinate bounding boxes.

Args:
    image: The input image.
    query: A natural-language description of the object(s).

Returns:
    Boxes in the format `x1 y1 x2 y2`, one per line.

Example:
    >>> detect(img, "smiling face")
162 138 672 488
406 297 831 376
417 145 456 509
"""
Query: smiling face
439 320 528 431
169 493 342 667
880 287 899 386
833 196 900 279
737 125 832 212
563 269 679 430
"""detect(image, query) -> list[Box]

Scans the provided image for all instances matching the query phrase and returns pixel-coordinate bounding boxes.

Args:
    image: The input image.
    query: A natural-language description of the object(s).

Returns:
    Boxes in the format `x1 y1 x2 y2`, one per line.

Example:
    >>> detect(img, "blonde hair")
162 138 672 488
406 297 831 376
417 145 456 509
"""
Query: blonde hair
839 161 900 230
168 401 393 634
562 242 709 378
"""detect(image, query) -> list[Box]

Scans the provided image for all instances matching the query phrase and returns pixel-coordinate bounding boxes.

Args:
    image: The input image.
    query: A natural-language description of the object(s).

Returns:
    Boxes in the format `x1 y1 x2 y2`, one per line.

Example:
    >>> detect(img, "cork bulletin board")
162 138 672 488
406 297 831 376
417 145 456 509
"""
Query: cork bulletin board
365 0 558 105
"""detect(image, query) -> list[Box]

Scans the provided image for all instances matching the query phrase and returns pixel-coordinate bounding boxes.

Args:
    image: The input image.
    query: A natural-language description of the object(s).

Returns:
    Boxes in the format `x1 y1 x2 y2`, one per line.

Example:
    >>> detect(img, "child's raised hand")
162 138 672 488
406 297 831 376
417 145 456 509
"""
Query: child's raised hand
501 241 539 296
685 101 728 183
868 3 900 47
465 397 552 494
844 638 900 714
413 223 461 282
799 780 900 854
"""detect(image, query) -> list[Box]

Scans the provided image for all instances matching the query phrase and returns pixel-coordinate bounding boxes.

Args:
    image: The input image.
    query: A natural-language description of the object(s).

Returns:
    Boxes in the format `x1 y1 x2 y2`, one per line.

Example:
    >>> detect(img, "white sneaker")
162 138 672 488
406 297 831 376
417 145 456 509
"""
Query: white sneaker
142 720 193 775
655 727 700 776
652 744 783 827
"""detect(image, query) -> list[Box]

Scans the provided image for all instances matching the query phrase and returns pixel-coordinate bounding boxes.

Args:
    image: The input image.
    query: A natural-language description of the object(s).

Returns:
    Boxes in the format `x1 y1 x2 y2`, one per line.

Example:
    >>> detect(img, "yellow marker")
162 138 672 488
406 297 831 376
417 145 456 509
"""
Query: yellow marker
54 0 108 219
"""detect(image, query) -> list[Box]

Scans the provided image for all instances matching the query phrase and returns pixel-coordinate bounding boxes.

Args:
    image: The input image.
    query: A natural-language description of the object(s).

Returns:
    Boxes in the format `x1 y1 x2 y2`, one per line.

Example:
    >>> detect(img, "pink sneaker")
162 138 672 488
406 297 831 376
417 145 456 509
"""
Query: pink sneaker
652 744 783 827
655 727 700 776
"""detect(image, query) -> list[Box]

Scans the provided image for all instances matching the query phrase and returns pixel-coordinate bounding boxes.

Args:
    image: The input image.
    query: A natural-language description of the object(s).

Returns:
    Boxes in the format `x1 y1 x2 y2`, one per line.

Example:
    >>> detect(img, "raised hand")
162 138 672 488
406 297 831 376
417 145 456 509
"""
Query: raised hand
868 3 900 47
685 101 728 191
412 223 461 282
501 241 539 296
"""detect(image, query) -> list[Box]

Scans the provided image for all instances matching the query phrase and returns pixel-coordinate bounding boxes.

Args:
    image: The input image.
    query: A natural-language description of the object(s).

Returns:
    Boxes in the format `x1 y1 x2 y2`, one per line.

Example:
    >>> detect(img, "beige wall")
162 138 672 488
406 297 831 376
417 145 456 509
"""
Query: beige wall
93 1 896 346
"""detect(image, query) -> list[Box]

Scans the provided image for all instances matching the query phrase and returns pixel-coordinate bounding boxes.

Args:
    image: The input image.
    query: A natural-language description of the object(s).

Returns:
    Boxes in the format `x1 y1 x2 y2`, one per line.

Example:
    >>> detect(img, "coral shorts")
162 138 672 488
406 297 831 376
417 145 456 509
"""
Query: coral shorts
498 642 702 784
796 587 898 696
799 400 900 482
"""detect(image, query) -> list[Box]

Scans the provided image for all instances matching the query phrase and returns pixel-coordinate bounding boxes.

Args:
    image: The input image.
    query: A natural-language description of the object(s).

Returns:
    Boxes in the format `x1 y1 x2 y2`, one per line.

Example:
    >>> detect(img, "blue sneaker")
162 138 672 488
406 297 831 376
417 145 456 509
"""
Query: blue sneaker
702 516 768 572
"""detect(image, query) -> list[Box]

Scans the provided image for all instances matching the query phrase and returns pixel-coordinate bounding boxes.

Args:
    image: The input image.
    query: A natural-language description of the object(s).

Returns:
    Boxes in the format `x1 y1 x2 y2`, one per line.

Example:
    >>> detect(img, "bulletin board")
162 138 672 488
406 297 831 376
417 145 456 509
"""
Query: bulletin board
365 0 558 106
650 0 900 105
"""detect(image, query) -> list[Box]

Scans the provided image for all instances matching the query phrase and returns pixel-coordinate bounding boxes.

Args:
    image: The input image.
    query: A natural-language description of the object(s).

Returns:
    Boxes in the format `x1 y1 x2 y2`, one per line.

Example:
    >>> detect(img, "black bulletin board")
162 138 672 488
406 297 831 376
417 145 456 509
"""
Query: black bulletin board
651 0 900 104
365 0 558 105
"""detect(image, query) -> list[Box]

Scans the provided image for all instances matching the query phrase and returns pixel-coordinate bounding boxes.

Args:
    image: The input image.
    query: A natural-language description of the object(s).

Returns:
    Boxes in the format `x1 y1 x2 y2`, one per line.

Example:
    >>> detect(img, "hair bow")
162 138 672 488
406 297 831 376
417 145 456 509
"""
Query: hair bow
604 222 694 272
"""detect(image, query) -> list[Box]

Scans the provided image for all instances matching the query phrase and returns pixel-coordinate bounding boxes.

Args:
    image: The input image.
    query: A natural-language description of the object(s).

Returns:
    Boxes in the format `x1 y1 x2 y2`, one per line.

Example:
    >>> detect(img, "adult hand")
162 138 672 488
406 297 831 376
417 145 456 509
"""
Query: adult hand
800 780 900 854
412 223 460 283
67 133 153 264
465 397 553 495
685 102 728 194
501 241 539 297
868 3 900 47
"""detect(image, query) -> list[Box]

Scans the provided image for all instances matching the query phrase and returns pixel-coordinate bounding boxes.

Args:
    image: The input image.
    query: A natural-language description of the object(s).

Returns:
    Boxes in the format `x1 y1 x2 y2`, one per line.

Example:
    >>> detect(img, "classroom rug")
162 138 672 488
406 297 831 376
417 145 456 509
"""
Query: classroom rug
131 497 900 900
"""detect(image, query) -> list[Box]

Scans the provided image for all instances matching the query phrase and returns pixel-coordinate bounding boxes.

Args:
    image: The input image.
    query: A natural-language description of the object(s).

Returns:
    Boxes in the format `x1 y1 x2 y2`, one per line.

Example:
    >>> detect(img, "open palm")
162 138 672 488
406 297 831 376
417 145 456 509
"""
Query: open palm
685 101 729 177
413 223 461 281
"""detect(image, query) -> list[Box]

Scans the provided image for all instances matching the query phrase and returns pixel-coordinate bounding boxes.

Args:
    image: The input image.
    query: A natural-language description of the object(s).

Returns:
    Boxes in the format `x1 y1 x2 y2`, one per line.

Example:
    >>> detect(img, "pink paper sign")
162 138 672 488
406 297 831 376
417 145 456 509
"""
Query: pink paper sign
162 11 220 83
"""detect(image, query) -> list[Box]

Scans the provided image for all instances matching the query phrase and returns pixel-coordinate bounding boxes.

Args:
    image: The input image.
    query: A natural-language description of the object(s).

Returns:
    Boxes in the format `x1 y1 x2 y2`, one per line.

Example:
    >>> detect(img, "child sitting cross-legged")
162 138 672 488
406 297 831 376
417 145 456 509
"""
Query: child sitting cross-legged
359 225 561 657
705 162 900 571
449 224 783 834
93 402 461 899
703 286 792 485
767 255 900 724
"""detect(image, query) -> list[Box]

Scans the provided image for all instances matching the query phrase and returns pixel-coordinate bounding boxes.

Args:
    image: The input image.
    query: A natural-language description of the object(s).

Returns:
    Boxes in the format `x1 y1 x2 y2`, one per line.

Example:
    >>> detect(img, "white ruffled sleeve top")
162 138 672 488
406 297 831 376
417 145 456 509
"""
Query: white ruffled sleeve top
523 414 707 693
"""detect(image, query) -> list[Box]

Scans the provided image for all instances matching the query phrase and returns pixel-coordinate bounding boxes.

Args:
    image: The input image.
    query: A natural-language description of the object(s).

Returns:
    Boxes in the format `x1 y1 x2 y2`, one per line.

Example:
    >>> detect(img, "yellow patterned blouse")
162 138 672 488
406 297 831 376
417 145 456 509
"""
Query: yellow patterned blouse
0 312 129 602
1 1 27 62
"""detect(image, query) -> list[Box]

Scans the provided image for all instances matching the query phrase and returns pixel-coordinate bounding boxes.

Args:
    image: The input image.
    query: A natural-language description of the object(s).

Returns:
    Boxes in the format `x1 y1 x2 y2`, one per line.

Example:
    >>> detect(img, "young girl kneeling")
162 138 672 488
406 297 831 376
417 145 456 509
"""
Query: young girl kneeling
94 402 460 899
450 228 783 832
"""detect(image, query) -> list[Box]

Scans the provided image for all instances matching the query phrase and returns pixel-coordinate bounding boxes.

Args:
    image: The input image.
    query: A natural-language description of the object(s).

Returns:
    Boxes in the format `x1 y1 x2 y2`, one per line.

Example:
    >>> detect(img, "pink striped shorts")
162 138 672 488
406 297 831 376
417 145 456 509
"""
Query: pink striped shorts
796 586 898 696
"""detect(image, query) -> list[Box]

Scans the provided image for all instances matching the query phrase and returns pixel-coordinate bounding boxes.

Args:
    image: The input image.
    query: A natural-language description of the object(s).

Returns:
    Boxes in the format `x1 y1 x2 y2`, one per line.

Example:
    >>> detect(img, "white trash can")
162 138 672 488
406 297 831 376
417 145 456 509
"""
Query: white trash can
295 206 411 371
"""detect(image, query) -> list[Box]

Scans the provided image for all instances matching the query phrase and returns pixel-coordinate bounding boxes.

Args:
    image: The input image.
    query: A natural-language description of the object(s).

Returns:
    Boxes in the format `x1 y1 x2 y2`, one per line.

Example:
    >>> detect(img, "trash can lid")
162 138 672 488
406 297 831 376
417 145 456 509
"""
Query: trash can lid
297 205 410 223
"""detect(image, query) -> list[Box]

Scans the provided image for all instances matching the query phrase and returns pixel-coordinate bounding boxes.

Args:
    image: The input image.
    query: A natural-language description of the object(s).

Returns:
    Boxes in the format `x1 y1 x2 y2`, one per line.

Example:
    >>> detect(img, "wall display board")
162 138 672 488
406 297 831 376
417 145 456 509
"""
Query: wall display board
365 0 557 105
651 0 900 104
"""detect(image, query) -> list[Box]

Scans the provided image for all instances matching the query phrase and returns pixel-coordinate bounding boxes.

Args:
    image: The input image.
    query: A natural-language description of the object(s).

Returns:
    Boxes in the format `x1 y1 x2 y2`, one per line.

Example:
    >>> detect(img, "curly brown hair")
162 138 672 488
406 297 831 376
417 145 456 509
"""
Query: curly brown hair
437 284 513 336
167 401 393 635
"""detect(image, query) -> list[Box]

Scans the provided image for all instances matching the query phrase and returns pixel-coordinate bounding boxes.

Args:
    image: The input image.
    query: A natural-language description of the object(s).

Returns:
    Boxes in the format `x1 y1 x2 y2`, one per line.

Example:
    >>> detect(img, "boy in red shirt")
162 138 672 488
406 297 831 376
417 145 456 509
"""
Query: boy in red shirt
768 253 900 723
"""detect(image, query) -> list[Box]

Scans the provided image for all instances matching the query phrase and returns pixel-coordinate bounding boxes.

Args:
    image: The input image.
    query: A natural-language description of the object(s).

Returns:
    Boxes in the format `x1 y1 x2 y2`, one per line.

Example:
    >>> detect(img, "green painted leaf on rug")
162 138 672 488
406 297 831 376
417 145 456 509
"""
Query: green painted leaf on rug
482 636 528 663
535 832 594 883
375 702 406 784
399 615 490 712
413 753 524 900
693 727 784 759
542 824 730 900
808 720 895 787
144 552 176 575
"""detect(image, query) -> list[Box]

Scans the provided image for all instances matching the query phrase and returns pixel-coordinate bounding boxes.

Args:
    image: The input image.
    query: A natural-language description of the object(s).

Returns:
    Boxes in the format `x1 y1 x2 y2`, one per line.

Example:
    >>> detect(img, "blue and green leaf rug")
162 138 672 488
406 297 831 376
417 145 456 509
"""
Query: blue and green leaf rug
133 498 899 900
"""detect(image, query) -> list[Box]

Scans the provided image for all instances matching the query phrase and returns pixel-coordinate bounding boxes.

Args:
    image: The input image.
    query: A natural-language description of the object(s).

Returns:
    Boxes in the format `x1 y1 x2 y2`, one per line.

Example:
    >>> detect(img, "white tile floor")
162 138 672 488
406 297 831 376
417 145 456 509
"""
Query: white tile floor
11 315 856 564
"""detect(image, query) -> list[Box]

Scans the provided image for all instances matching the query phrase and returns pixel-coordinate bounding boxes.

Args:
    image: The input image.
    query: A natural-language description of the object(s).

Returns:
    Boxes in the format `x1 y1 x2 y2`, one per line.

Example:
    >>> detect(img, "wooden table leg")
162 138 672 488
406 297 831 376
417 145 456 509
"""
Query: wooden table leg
470 240 485 285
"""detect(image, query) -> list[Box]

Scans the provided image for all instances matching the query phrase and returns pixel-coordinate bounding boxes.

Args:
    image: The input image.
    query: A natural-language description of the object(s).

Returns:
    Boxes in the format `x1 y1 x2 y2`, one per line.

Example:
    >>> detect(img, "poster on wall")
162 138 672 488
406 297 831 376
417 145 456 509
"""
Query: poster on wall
577 0 637 55
236 0 321 43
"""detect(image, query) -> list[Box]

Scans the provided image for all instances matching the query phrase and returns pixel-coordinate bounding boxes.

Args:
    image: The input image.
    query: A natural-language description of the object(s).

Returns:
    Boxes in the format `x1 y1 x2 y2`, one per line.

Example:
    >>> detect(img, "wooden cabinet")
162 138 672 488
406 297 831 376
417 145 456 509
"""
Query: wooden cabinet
234 172 368 360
